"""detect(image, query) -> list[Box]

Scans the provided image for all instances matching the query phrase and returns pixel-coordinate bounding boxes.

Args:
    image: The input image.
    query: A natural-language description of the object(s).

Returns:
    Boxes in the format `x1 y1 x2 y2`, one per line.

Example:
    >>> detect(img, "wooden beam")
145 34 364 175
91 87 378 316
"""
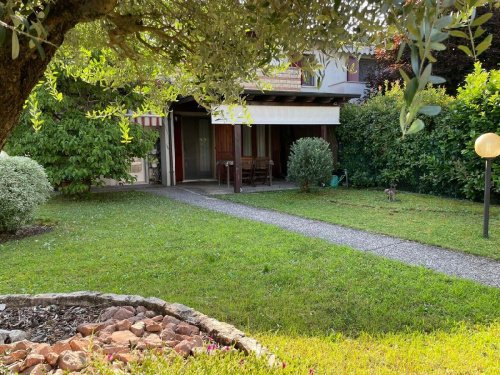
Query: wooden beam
233 124 242 193
321 125 328 141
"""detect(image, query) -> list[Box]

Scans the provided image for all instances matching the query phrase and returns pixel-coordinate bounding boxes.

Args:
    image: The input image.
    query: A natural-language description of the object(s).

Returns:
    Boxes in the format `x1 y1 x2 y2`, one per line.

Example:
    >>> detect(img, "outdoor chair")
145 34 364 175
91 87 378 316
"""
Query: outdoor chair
241 157 254 185
253 157 273 186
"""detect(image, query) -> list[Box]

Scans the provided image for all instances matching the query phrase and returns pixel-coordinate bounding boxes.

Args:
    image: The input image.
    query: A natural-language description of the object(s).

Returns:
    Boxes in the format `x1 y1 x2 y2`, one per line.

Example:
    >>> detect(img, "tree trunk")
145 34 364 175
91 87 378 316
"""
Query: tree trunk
0 0 117 150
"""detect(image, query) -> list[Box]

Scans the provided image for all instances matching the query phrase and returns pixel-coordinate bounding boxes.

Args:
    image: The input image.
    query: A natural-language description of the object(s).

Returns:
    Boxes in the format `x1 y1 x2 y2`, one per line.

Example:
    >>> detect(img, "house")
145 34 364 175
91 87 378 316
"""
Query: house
127 52 374 192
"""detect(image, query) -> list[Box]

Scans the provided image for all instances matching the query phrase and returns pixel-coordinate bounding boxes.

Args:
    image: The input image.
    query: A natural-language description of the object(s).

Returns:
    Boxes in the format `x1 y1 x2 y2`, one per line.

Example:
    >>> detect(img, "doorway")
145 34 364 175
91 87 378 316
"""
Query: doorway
182 117 213 180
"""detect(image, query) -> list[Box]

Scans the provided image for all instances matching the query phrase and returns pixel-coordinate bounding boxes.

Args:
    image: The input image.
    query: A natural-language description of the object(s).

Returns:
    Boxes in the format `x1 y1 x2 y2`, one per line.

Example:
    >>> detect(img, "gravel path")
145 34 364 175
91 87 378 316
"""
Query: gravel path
144 186 500 288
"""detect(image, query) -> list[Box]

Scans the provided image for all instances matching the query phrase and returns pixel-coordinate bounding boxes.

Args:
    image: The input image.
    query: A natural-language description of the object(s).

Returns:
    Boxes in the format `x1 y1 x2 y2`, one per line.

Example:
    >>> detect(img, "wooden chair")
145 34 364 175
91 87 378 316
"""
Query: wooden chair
241 157 254 186
253 157 273 186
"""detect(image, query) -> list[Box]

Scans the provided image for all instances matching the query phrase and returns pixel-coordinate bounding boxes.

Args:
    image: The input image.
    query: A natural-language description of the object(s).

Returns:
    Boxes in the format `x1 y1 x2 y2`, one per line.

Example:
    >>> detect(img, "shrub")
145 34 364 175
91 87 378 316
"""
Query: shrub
0 155 52 232
287 137 333 192
338 64 499 200
6 76 157 195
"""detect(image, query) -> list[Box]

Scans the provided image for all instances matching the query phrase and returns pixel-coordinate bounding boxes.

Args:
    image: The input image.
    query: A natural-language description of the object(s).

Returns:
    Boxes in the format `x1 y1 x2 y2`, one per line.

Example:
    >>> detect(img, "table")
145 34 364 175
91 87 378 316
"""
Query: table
216 160 234 188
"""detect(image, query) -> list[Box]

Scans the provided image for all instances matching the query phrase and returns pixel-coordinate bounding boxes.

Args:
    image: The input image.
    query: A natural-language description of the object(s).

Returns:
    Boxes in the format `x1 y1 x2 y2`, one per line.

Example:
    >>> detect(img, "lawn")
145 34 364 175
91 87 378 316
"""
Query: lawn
1 192 499 373
220 188 500 260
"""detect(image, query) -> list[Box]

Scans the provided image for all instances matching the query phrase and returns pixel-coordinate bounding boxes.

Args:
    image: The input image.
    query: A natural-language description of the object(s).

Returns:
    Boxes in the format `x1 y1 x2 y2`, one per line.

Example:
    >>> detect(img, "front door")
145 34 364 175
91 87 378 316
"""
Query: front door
183 117 213 180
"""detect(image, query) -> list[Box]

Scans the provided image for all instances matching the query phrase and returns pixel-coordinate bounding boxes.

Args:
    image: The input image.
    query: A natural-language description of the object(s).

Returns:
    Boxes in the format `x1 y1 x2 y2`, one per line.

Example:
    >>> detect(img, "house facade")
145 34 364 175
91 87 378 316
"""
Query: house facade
130 52 373 192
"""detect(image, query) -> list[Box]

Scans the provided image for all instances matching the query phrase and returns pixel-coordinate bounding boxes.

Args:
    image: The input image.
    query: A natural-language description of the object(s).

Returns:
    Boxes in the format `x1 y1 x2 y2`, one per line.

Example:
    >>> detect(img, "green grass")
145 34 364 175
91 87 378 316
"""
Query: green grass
219 188 500 260
1 192 499 373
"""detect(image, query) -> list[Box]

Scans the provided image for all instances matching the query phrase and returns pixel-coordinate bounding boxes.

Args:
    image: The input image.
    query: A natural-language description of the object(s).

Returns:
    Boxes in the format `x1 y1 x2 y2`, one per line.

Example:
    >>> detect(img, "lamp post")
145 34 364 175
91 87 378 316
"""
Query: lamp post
474 133 500 238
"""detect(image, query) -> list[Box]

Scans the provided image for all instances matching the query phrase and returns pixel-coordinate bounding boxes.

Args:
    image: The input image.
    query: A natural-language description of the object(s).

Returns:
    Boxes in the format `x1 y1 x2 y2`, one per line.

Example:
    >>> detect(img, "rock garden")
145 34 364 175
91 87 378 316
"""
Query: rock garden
0 292 269 374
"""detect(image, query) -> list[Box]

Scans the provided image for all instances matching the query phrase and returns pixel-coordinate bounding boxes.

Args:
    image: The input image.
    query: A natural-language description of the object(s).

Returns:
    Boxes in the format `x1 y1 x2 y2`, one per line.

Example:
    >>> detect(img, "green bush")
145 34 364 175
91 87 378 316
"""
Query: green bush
287 137 333 192
0 155 52 232
338 64 499 200
6 77 157 195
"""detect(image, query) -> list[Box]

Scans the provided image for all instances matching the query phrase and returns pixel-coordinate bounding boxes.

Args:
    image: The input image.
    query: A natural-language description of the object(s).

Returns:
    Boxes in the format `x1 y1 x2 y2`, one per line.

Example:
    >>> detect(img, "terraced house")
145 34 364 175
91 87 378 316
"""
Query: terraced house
124 51 374 192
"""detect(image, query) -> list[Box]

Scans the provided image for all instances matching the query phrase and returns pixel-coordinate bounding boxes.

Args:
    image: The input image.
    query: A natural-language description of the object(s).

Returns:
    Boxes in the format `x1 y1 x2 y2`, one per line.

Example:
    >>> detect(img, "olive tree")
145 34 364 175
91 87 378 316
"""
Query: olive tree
0 0 496 148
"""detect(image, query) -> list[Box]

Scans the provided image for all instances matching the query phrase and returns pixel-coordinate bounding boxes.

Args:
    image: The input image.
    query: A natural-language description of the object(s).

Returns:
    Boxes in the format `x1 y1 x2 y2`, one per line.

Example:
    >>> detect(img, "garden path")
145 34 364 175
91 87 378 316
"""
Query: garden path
144 186 500 288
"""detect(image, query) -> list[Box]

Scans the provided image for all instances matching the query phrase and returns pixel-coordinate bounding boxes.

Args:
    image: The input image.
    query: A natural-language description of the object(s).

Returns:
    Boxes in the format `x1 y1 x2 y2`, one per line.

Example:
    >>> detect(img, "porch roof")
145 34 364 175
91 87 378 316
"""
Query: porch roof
244 89 359 104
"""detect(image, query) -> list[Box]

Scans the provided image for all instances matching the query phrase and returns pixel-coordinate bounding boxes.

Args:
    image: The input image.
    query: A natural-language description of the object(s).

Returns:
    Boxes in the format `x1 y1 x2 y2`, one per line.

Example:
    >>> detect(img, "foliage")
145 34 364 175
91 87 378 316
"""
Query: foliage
368 6 500 95
0 155 51 232
0 1 497 147
287 137 333 192
221 188 500 260
338 64 499 200
6 76 157 195
0 192 498 371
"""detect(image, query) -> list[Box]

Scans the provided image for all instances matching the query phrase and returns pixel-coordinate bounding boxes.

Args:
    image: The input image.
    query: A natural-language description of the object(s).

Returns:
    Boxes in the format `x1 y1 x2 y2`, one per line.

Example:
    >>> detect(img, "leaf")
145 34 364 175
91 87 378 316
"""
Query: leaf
434 15 452 30
457 44 473 57
476 34 492 56
449 30 469 39
429 75 446 84
399 106 407 129
399 68 411 84
404 77 418 107
11 31 19 59
396 41 406 62
418 63 432 90
407 118 425 135
410 45 419 76
418 105 441 116
429 42 446 51
474 26 486 39
471 13 492 27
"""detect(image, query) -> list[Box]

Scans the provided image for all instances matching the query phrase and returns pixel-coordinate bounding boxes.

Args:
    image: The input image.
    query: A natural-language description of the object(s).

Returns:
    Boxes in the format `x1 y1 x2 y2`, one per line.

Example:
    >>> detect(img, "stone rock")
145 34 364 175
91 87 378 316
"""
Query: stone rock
0 343 12 355
6 361 22 373
110 330 139 346
143 334 162 349
145 310 156 318
33 343 50 357
0 303 5 311
70 339 89 352
162 315 181 326
122 306 136 313
0 330 9 345
114 352 136 364
130 321 145 337
12 340 32 351
145 320 162 333
112 308 135 320
174 340 193 357
51 340 71 355
174 334 191 342
190 335 203 348
52 369 64 375
175 323 199 336
9 330 29 343
44 352 59 367
100 323 117 335
25 363 51 375
102 344 129 355
159 328 176 341
100 306 119 321
4 349 28 363
151 315 164 322
135 306 147 314
77 322 105 336
20 353 45 371
116 319 132 331
57 350 87 372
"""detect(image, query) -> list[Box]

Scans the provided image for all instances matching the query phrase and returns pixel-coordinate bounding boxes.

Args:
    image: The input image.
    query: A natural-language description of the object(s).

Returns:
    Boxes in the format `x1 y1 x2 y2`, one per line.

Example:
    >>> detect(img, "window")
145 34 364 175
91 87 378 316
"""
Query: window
359 58 377 82
256 126 266 157
300 54 316 87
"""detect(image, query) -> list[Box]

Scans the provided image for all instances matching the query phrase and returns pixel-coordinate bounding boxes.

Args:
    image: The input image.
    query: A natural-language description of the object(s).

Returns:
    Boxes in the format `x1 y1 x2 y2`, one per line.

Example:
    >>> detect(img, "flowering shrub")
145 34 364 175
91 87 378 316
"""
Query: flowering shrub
0 155 52 232
287 137 333 192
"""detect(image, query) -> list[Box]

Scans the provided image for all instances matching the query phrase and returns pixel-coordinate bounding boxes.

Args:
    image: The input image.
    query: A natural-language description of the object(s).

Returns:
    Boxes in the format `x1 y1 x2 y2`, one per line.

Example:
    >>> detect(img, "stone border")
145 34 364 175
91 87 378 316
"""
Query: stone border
0 292 275 363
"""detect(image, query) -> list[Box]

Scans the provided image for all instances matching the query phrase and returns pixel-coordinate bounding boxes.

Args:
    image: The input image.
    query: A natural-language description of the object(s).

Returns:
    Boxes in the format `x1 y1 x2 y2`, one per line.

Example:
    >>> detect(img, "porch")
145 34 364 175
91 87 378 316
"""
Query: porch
158 90 349 193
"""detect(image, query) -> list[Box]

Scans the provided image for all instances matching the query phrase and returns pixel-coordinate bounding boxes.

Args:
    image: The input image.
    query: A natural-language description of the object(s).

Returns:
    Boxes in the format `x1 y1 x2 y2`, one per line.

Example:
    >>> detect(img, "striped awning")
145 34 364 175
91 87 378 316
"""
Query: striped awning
128 112 163 127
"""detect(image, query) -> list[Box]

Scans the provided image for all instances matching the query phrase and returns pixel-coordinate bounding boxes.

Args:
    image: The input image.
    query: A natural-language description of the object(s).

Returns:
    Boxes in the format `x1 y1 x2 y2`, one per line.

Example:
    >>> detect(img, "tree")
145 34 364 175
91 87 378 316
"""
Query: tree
5 74 157 194
368 6 499 94
0 1 496 148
